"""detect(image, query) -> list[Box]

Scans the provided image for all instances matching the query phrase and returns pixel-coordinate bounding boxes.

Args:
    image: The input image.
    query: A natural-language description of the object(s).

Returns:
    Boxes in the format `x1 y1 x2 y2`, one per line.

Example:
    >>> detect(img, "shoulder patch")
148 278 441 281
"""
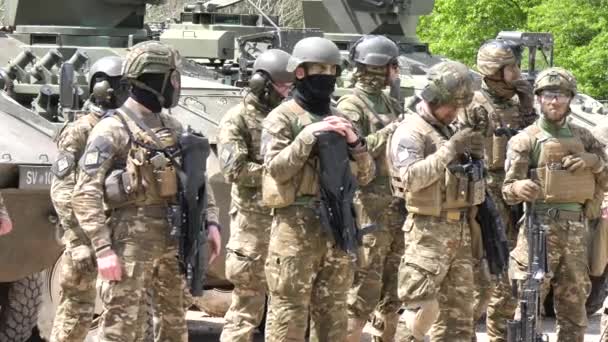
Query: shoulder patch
79 136 115 176
50 151 76 179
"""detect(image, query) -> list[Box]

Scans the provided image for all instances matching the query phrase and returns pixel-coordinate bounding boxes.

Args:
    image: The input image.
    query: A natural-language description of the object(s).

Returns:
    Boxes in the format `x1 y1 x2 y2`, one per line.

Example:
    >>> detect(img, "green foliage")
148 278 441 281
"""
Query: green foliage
418 0 608 99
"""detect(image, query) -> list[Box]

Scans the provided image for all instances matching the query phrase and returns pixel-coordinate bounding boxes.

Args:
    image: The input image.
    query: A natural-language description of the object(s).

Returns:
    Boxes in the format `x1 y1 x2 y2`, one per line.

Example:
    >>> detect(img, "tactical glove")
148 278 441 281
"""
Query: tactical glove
562 152 600 172
512 79 534 116
469 132 485 159
511 179 541 202
448 128 482 155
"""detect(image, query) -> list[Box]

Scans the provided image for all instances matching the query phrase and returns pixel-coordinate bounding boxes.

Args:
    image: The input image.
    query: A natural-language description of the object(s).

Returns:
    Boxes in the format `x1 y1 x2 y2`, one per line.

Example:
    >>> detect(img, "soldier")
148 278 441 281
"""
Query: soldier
261 36 375 342
389 61 484 341
49 55 127 342
459 39 536 342
337 35 405 342
0 193 12 235
71 41 221 341
218 49 293 342
503 67 608 341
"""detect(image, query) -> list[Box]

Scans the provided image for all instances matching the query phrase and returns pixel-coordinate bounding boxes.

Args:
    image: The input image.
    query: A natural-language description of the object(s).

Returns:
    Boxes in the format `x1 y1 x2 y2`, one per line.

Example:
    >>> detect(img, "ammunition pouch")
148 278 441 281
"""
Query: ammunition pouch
104 169 131 206
485 134 508 171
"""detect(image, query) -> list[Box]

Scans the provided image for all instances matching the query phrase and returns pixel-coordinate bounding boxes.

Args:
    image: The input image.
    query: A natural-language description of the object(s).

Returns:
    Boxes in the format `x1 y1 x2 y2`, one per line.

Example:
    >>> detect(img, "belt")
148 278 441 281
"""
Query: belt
439 209 468 222
537 208 583 222
113 204 168 219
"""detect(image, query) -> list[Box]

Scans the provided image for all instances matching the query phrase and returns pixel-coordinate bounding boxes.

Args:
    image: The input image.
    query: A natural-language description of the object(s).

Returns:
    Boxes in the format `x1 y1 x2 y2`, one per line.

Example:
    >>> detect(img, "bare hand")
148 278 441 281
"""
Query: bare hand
207 225 222 265
512 179 541 202
97 249 122 281
306 116 358 143
562 152 599 172
0 217 12 236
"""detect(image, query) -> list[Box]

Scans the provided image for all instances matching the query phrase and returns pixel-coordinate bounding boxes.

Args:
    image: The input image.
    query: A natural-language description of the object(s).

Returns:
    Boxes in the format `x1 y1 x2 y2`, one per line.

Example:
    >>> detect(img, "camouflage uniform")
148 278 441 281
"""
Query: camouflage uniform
49 108 104 342
72 41 218 342
338 61 405 340
0 192 8 220
218 93 274 342
389 61 480 342
459 39 536 342
503 67 608 342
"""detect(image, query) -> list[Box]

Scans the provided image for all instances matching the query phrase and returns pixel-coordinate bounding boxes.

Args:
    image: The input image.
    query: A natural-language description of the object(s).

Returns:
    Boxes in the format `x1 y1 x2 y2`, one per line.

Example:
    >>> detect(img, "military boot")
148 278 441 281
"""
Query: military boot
346 317 367 342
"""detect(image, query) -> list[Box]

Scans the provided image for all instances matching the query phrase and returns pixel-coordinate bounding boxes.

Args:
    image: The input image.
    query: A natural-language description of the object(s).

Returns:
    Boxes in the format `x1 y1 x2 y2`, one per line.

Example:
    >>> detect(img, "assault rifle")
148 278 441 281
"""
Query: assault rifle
506 201 549 342
494 127 520 138
168 128 211 296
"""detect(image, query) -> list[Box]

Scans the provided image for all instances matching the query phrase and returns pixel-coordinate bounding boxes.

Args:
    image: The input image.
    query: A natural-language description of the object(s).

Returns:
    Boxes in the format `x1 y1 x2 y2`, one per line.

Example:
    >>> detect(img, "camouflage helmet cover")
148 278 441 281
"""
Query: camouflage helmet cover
253 49 294 84
476 39 518 76
123 41 180 79
88 55 123 92
350 35 399 67
533 67 577 95
420 61 474 107
286 37 341 72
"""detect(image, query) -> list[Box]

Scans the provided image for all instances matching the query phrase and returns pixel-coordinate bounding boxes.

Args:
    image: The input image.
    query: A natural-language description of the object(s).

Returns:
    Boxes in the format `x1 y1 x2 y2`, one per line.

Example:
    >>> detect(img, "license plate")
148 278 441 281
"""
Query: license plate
19 165 54 190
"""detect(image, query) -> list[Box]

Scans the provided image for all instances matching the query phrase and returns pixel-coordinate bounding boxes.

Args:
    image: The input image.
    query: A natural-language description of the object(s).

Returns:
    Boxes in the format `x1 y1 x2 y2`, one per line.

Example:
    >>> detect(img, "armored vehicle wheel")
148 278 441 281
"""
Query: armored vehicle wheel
192 289 232 317
0 274 43 341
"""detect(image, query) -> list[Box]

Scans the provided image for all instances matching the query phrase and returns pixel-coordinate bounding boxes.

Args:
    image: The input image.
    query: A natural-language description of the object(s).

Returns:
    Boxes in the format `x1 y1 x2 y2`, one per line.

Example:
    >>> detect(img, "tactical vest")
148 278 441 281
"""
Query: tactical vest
262 100 325 208
104 111 180 208
525 124 595 204
473 91 522 171
397 114 484 217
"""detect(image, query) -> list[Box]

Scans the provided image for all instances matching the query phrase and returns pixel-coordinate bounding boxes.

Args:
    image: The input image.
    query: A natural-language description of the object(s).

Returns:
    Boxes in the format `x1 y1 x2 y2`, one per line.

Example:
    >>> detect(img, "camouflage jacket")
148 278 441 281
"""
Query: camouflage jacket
337 86 401 192
72 107 219 255
50 108 104 241
218 93 270 214
261 99 375 205
503 115 608 208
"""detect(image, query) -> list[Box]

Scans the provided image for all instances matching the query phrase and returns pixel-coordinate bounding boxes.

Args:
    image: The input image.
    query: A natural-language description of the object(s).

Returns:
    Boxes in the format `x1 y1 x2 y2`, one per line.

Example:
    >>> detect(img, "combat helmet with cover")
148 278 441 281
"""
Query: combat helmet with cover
533 67 577 96
286 37 341 72
420 61 474 107
122 40 182 109
476 39 520 76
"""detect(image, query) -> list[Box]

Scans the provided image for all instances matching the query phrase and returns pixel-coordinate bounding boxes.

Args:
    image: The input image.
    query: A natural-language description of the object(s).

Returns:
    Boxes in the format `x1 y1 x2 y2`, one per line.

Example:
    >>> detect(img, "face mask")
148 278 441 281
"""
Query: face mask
293 74 336 116
484 78 516 99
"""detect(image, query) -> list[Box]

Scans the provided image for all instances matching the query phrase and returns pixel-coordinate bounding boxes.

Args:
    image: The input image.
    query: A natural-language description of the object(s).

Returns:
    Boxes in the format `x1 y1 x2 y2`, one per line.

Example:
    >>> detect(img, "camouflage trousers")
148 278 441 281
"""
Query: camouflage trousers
50 231 97 342
510 213 591 342
348 194 406 341
98 208 187 342
395 213 475 342
220 207 272 342
472 181 517 342
265 205 355 342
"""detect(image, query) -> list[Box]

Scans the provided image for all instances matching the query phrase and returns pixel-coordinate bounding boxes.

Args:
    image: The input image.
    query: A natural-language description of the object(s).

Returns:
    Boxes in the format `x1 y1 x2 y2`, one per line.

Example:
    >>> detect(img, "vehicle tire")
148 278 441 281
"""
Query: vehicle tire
192 289 232 317
0 274 43 341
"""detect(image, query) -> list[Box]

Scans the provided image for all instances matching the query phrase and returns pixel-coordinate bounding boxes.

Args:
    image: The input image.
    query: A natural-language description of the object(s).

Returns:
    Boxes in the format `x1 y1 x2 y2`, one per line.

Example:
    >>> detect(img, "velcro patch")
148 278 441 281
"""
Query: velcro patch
50 151 76 179
79 136 115 176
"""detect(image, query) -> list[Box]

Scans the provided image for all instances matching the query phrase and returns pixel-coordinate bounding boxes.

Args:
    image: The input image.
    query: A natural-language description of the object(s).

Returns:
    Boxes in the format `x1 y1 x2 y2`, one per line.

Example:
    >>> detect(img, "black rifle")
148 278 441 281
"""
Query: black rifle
316 131 373 254
168 128 210 296
494 127 520 138
507 201 548 342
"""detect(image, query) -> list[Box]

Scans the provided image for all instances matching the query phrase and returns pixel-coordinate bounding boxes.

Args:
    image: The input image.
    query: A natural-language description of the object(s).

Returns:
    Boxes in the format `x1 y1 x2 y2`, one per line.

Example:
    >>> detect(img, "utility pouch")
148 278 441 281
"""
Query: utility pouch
156 166 178 198
544 167 595 203
491 134 508 169
262 170 296 208
445 169 469 209
104 169 130 206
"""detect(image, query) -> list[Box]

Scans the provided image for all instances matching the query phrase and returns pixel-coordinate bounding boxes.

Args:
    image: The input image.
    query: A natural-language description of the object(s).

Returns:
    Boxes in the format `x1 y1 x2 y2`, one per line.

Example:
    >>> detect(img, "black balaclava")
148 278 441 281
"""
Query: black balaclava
129 74 177 113
293 74 336 116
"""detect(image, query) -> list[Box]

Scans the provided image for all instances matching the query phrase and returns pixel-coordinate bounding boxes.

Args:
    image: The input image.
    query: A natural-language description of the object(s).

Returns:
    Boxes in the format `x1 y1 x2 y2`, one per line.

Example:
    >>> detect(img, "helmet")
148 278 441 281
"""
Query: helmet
88 56 123 93
533 67 577 96
349 35 399 67
476 39 519 76
253 49 294 84
420 61 474 107
123 41 181 109
286 37 341 72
